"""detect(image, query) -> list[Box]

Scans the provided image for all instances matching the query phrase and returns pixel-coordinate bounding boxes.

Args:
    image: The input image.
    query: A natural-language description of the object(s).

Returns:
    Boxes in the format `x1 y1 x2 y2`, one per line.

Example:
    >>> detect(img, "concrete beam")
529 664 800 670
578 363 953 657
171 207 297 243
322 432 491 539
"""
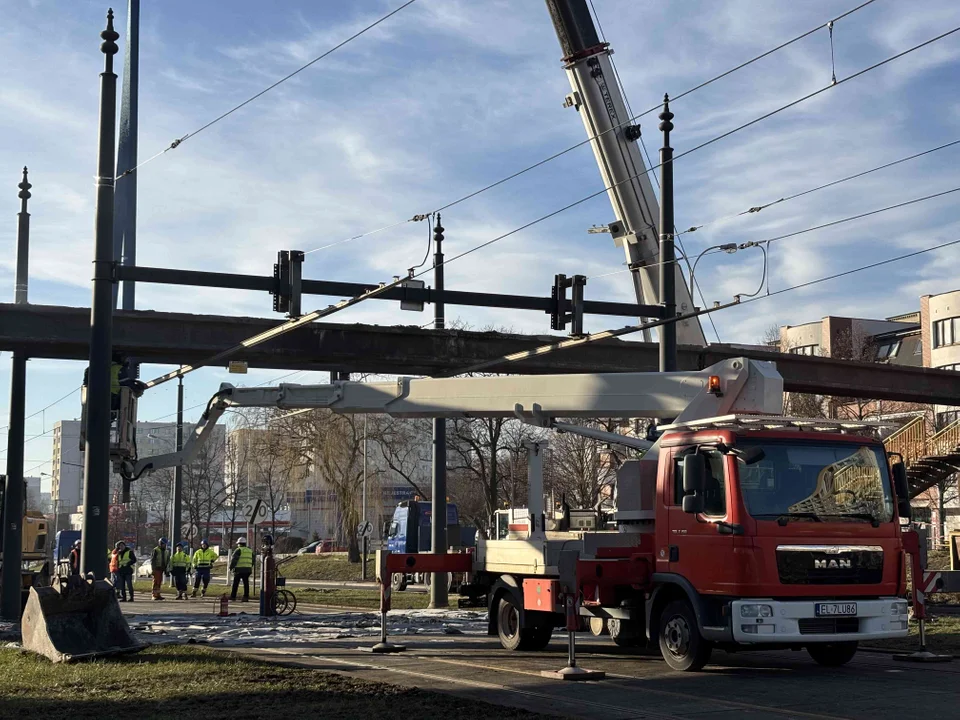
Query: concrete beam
1 303 959 404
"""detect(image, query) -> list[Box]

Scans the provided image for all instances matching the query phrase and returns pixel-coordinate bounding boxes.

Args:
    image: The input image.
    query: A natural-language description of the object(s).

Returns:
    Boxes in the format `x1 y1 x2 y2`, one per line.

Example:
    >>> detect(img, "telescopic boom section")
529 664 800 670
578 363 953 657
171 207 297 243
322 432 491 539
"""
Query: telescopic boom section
544 0 706 347
121 358 783 479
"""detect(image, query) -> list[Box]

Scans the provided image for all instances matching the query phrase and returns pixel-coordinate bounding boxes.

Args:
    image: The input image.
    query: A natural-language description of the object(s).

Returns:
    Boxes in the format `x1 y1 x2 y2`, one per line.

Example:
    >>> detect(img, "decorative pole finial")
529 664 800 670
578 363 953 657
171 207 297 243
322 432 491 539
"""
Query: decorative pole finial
18 167 31 202
101 8 119 57
659 94 674 134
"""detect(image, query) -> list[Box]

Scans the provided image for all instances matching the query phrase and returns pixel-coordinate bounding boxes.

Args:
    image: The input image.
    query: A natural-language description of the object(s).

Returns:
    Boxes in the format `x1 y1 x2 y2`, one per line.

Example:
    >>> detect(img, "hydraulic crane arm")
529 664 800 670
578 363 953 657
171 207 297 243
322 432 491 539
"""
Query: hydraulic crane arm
545 0 707 346
120 358 782 479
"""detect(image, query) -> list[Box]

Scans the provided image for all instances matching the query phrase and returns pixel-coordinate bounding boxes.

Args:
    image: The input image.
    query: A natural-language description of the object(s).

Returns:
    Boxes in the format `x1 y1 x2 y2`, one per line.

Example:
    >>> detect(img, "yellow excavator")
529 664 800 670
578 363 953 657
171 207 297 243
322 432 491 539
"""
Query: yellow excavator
0 479 51 607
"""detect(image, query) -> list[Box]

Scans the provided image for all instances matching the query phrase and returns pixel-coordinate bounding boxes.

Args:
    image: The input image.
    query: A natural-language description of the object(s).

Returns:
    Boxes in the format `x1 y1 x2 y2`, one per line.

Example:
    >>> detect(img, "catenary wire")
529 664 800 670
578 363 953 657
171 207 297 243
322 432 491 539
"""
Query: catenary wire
748 186 960 248
0 385 82 435
454 236 960 374
587 185 960 288
679 138 960 236
406 26 960 287
306 0 881 256
117 0 420 180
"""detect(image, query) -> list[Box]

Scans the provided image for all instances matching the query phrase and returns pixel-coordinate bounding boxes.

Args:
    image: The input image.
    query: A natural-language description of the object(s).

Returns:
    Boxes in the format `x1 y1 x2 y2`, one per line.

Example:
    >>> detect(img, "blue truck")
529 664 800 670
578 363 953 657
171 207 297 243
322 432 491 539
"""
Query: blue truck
385 500 474 591
53 530 82 569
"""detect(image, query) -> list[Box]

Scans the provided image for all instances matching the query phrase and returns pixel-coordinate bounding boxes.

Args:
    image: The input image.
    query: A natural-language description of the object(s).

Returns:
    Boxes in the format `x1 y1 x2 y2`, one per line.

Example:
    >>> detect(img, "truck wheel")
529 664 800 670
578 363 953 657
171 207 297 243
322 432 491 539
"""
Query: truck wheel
608 618 642 647
807 642 858 667
588 617 607 637
497 596 548 651
658 600 712 671
391 573 407 592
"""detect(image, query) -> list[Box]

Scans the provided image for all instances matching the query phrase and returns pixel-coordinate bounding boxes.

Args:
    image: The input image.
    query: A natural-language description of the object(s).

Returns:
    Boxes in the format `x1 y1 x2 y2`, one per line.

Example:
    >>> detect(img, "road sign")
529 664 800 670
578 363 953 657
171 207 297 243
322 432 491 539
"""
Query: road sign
243 499 265 525
357 520 373 538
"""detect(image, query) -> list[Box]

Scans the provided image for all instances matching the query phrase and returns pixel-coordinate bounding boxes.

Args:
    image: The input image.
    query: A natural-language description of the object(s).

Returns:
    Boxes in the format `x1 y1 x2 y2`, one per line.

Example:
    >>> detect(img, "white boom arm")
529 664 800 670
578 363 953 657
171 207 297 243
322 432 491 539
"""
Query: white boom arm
546 0 707 346
121 358 782 479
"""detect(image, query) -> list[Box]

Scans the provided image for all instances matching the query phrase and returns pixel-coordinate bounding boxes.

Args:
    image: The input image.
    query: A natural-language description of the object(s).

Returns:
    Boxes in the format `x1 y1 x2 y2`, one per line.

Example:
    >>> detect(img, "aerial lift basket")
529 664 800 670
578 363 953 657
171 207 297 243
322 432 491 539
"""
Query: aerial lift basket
21 575 146 663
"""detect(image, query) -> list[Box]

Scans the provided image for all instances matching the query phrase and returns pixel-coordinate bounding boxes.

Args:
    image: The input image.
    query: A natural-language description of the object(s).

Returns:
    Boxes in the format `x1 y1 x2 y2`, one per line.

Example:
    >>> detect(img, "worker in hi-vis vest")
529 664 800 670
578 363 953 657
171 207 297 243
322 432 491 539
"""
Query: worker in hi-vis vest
229 537 255 602
191 539 217 598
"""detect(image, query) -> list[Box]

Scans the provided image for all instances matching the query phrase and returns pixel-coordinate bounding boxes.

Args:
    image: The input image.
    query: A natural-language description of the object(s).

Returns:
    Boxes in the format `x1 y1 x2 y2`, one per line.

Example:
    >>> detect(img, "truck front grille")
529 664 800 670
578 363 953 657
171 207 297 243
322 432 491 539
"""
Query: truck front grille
776 548 883 585
798 618 860 635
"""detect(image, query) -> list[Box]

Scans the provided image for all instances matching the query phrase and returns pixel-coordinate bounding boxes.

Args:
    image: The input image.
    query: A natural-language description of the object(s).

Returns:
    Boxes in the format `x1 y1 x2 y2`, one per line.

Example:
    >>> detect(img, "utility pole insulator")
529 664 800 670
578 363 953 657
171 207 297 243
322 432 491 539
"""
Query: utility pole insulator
272 250 304 318
623 125 642 142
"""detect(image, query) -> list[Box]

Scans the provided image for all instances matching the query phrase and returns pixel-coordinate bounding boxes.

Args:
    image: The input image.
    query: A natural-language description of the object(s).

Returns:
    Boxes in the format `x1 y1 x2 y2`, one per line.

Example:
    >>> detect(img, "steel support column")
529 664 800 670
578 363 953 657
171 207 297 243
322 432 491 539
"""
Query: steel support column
80 11 119 579
430 215 448 609
1 168 31 620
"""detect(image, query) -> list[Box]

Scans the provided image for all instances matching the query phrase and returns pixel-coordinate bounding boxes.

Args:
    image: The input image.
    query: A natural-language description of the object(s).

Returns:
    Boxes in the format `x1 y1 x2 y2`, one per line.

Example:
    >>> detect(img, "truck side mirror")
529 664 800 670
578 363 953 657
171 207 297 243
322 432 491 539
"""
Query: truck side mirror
682 454 706 494
681 454 707 515
892 463 912 521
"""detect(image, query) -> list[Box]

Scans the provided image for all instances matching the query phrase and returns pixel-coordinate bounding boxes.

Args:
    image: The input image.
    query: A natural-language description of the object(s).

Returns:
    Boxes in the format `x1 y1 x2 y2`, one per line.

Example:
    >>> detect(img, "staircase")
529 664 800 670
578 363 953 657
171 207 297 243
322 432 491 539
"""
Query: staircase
883 416 960 499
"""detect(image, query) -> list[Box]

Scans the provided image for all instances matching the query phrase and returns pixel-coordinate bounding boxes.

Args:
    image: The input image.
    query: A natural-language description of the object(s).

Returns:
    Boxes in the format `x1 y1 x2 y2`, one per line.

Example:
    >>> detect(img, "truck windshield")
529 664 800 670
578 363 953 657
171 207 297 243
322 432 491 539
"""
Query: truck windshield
736 440 894 524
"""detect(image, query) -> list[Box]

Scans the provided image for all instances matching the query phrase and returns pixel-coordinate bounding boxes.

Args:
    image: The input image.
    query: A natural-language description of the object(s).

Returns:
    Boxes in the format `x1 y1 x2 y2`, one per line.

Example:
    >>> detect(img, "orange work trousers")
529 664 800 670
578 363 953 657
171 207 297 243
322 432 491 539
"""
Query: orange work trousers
152 569 165 598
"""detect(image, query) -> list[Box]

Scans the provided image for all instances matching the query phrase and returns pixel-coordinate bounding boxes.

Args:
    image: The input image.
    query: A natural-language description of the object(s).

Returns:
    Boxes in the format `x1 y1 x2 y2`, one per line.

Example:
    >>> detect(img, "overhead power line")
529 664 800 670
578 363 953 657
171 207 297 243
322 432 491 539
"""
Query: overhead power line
679 138 960 236
308 0 881 257
452 235 960 374
0 385 81 435
750 186 960 248
117 0 420 180
405 25 960 286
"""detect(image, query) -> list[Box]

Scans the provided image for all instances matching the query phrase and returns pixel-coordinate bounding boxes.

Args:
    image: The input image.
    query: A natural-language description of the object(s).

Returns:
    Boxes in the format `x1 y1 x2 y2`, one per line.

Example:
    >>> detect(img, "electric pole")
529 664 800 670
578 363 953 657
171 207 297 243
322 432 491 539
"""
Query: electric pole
80 9 120 578
1 167 32 620
429 214 448 609
658 95 677 373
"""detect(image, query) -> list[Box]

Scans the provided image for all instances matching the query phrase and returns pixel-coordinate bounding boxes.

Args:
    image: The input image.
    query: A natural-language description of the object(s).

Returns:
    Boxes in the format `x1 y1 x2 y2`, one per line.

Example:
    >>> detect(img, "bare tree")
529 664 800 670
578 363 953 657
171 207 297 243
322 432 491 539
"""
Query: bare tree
248 424 303 537
181 435 227 542
448 417 540 535
549 419 618 509
370 415 431 498
278 409 368 562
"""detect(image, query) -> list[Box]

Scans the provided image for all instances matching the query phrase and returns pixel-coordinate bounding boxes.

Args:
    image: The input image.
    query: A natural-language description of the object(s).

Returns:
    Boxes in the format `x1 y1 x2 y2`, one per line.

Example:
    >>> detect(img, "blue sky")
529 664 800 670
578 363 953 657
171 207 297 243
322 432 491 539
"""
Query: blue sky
1 0 959 488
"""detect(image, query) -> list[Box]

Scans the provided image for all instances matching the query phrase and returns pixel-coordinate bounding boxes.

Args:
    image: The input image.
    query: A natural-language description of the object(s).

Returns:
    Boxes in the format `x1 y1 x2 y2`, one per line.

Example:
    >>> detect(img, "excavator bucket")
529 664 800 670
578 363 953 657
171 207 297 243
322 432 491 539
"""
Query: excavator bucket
21 575 146 663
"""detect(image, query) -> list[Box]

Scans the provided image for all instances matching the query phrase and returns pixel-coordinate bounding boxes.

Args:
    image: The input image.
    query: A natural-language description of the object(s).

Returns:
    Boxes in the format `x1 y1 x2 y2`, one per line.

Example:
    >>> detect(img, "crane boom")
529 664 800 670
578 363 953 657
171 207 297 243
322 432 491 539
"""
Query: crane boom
120 358 782 479
545 0 707 346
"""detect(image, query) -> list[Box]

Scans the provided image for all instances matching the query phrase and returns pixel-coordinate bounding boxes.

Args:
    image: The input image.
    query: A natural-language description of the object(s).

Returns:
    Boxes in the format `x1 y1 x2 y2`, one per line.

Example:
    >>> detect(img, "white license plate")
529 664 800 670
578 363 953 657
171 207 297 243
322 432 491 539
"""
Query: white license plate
815 602 857 617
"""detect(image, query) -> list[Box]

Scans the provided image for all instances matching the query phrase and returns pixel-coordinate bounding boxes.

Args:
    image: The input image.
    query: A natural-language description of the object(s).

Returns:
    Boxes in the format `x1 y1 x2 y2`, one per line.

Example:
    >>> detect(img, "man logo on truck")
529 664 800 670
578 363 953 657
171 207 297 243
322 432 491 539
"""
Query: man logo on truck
815 558 852 569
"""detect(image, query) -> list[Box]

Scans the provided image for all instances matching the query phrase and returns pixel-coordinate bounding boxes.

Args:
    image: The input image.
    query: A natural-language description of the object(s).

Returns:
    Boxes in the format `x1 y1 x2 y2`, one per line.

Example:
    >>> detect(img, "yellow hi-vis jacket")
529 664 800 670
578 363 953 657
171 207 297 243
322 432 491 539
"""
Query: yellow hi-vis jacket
171 550 190 570
231 545 254 570
192 547 218 569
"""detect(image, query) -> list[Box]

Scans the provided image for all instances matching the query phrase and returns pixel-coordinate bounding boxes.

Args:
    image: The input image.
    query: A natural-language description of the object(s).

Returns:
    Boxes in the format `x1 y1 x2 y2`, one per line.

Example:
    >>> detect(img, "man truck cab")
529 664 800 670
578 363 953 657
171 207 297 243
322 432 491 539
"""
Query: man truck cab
648 426 909 669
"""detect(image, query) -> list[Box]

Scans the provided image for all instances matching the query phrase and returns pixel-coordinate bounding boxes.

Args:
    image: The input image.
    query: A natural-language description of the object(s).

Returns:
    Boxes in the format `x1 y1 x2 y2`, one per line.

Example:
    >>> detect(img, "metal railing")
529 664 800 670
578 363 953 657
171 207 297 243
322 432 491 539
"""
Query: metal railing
930 418 960 457
883 416 928 467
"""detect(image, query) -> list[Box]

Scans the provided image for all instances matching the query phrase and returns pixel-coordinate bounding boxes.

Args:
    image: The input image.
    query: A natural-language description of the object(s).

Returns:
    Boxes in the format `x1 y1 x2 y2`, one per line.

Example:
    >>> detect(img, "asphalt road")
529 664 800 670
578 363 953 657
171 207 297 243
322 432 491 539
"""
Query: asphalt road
121 601 958 719
232 632 960 719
